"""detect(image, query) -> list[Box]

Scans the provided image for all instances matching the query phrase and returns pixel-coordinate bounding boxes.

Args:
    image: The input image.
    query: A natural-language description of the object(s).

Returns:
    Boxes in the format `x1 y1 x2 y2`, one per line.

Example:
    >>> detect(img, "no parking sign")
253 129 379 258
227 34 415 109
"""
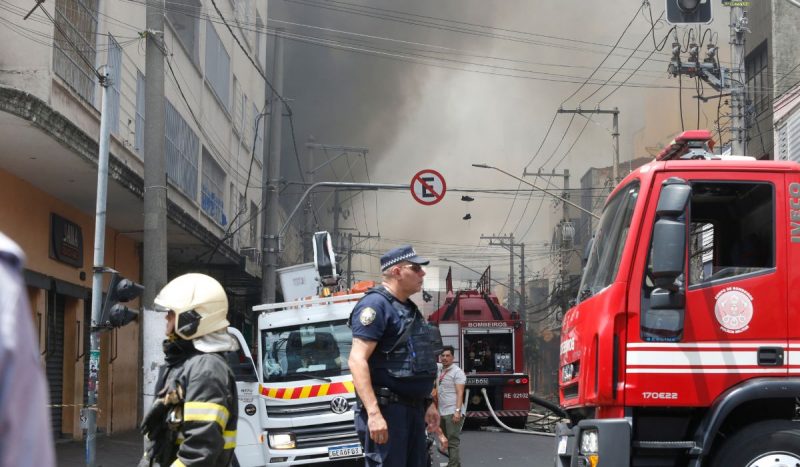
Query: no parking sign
410 169 446 206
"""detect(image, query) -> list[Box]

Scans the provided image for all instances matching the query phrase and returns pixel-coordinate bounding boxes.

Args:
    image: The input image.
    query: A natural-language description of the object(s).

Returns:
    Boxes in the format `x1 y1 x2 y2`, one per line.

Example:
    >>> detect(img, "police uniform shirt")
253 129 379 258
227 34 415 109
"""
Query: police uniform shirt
351 292 434 399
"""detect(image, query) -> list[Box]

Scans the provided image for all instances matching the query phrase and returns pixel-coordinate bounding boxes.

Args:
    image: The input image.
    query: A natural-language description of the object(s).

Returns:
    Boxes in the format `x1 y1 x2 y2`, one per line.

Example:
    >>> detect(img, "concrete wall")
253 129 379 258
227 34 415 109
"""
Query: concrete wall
0 168 141 436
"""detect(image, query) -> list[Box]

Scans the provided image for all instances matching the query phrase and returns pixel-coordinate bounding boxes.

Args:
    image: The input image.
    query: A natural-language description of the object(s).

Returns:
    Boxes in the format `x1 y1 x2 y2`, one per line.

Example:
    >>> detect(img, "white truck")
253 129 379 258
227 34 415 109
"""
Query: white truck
230 232 369 466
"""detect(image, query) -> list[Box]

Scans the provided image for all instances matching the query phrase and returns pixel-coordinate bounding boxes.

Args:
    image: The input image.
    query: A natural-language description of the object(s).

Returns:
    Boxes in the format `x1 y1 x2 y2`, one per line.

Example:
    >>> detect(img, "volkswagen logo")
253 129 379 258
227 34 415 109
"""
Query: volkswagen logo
330 396 350 414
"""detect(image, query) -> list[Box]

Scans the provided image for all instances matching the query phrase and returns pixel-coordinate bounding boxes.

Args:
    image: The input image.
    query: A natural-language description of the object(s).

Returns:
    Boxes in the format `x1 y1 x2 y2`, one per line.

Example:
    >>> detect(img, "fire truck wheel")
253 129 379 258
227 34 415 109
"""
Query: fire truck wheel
710 419 800 467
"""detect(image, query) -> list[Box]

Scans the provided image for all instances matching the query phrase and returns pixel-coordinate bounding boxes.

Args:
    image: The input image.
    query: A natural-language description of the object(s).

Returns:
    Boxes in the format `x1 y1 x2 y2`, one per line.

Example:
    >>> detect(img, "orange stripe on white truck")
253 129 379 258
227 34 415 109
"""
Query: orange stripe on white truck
259 381 355 400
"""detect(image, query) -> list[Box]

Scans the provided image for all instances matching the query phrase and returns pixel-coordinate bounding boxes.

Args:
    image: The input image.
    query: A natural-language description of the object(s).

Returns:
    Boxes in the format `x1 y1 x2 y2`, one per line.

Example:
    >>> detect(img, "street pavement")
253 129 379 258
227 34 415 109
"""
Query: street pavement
56 431 143 467
54 427 555 466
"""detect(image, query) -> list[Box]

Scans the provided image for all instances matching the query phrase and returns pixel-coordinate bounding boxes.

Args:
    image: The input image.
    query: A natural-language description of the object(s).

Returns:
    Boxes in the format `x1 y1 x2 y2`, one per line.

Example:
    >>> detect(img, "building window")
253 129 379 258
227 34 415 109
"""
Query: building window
53 0 99 104
256 12 266 71
201 148 226 225
106 35 122 134
232 76 244 136
166 0 201 66
205 20 230 110
777 110 800 162
746 41 769 115
165 100 199 199
231 0 255 50
135 71 145 154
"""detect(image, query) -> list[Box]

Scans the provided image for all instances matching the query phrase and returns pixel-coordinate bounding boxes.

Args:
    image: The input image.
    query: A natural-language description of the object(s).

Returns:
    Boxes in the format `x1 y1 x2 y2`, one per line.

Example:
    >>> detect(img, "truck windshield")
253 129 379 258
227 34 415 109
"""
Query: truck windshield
261 319 352 382
578 181 640 301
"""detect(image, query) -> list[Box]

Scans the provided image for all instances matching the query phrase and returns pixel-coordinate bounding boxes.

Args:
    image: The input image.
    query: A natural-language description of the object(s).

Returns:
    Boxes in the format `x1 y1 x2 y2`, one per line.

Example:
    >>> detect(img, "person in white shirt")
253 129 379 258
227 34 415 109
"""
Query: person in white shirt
436 345 466 467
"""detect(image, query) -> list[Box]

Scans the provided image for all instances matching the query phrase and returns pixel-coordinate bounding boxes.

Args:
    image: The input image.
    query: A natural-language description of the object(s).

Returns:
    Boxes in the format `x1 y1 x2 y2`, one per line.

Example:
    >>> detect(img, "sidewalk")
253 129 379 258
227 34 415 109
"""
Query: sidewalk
56 431 143 467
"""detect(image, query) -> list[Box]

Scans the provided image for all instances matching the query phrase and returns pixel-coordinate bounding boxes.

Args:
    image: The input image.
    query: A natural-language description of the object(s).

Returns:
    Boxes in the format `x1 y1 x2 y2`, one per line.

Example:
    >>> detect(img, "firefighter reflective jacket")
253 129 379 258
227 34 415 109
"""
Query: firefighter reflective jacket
141 339 238 467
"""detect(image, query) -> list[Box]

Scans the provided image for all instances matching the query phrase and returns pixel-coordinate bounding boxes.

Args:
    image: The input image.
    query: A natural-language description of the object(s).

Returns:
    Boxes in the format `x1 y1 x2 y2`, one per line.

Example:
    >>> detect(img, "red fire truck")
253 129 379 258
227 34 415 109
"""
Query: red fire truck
555 130 800 467
429 266 530 428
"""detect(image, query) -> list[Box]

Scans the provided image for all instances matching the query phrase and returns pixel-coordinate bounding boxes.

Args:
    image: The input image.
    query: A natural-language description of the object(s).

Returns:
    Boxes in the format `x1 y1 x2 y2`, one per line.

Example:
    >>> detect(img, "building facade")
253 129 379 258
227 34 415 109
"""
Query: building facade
0 0 304 438
744 0 800 159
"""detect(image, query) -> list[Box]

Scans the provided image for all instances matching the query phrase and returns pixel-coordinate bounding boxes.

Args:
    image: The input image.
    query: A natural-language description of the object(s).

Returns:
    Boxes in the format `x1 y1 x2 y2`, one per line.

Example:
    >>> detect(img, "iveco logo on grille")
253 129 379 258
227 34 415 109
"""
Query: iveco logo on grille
330 396 350 414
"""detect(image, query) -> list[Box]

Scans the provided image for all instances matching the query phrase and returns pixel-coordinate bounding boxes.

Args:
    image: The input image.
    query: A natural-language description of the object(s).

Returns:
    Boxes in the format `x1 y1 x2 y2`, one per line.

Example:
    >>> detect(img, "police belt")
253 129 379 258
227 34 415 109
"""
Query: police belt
359 386 430 409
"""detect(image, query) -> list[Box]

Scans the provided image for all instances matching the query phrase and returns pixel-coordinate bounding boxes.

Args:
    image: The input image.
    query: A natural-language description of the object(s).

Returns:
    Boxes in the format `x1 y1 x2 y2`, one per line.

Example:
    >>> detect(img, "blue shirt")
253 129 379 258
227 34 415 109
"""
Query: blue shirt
351 289 434 398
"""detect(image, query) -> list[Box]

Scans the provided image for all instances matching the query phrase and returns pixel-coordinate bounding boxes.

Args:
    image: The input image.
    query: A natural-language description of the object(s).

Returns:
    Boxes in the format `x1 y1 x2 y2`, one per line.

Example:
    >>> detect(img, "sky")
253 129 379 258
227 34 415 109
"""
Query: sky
264 0 732 291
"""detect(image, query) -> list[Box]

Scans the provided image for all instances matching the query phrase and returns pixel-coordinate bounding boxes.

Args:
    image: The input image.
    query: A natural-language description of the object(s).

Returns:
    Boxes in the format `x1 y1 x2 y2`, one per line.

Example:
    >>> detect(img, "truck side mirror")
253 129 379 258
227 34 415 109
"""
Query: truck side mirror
652 178 690 291
643 178 690 342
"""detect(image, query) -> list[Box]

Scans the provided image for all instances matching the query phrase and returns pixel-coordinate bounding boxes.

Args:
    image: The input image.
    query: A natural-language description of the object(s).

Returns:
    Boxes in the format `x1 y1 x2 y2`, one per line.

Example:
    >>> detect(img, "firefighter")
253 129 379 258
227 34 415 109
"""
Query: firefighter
349 245 446 467
140 273 239 467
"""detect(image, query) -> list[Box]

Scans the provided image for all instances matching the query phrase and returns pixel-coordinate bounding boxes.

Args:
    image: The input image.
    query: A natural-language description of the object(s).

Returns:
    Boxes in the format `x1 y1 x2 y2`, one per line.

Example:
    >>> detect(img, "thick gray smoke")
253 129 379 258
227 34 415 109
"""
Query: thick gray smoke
267 0 729 283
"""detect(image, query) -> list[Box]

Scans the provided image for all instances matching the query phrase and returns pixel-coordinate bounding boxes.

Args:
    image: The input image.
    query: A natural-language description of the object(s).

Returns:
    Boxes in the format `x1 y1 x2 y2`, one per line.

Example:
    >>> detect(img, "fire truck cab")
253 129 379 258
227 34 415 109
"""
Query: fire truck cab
555 131 800 467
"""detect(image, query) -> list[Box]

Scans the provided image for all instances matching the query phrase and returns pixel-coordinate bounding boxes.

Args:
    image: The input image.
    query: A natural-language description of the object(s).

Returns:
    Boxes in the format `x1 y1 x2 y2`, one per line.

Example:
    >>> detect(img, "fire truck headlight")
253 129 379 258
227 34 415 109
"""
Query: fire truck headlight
268 432 296 449
579 429 598 455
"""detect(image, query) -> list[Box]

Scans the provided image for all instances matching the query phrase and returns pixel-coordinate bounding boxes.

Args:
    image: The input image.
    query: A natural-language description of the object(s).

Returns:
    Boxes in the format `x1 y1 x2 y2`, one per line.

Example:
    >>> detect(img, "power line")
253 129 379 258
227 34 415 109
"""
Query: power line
560 1 644 105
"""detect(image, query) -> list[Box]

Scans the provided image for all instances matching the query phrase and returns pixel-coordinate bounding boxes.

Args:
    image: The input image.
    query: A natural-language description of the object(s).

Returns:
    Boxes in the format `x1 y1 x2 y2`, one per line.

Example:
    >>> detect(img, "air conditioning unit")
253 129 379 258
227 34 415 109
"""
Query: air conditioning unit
240 247 261 276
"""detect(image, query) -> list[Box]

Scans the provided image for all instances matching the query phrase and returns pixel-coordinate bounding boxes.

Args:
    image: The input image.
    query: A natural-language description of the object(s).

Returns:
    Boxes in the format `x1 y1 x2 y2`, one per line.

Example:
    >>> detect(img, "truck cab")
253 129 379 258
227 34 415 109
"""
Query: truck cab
555 131 800 467
233 232 367 466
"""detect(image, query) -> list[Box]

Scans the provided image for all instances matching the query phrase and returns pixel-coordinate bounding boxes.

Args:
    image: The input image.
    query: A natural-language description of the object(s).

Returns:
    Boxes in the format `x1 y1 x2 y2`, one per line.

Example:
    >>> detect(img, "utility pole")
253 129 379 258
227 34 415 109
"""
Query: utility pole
730 6 748 155
345 232 380 287
481 234 525 313
302 143 368 255
332 189 342 253
262 32 284 303
519 242 525 316
142 0 167 430
85 67 112 467
556 107 619 181
521 168 574 324
303 137 315 262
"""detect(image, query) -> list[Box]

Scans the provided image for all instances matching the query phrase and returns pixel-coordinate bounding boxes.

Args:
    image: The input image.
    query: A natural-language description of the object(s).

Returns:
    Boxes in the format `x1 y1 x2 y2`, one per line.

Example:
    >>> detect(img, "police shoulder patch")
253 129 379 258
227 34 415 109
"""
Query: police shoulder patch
359 307 377 326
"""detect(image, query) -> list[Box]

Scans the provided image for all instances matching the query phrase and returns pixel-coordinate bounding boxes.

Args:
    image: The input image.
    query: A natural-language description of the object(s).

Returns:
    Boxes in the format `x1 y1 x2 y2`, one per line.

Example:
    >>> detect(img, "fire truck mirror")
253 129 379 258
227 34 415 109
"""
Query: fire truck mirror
652 180 690 291
652 218 686 290
656 178 690 217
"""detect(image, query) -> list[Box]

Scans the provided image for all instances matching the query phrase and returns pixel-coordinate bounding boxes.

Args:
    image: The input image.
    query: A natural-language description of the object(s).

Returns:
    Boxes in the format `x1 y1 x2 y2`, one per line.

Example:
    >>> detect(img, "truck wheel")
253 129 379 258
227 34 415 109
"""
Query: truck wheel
710 420 800 467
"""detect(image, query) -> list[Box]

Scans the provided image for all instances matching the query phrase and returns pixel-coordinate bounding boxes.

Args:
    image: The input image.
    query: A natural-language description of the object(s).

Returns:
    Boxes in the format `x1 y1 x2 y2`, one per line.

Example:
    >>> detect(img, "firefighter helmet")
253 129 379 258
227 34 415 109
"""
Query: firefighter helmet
154 273 229 340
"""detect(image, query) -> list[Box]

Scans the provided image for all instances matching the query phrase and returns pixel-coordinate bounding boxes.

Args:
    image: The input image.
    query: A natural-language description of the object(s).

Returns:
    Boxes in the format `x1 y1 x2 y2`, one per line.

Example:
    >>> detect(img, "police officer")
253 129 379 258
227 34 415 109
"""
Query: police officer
0 233 55 467
349 245 445 467
140 273 239 467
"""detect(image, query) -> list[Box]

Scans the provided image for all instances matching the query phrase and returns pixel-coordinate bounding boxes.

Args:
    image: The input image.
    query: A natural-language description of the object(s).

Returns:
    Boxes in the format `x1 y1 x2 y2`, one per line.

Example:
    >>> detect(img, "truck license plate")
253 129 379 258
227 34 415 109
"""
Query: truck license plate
328 443 363 459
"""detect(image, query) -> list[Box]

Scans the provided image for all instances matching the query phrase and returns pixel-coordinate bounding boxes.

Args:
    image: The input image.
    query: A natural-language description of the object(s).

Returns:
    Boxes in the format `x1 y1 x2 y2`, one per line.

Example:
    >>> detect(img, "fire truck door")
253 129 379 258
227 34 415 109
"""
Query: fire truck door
628 171 787 407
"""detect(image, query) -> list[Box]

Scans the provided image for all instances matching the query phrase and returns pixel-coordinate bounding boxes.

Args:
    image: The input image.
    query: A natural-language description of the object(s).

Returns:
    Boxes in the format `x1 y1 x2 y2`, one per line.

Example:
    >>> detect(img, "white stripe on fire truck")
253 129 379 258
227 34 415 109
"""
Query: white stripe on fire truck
627 342 781 349
627 350 760 366
627 368 786 374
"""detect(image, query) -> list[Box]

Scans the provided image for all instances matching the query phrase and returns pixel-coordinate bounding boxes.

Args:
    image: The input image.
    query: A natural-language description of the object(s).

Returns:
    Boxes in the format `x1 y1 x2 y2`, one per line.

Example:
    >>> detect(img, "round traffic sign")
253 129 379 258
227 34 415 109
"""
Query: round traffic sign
410 169 446 206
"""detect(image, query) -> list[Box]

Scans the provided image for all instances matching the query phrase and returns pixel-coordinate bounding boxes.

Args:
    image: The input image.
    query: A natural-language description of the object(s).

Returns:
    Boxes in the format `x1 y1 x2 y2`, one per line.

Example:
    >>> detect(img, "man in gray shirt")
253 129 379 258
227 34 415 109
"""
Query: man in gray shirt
436 345 466 467
0 232 55 467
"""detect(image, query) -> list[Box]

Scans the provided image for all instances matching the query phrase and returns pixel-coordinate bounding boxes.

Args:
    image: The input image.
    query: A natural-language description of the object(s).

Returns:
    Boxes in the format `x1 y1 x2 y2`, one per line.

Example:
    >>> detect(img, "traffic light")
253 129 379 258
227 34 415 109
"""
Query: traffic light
99 271 144 328
666 0 712 24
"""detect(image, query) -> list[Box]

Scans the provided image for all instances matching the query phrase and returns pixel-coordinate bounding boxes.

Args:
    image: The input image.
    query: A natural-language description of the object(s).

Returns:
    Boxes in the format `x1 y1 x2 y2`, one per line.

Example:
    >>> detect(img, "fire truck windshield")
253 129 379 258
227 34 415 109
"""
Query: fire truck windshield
261 319 352 382
578 181 640 301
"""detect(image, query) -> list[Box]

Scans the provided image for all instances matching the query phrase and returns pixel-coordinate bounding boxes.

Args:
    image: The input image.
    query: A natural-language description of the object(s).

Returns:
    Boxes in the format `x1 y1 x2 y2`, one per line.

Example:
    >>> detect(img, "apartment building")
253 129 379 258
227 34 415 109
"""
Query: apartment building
0 0 297 438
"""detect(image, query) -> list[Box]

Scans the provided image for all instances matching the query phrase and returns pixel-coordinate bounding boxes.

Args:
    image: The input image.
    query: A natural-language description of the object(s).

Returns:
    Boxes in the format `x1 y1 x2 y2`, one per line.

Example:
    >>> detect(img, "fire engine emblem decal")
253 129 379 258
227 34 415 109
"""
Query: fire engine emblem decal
330 396 350 414
359 307 377 326
714 287 754 334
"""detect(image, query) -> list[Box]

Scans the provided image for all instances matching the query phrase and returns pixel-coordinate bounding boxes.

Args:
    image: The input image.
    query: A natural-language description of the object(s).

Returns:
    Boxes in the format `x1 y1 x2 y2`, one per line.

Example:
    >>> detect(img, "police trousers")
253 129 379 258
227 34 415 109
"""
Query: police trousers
355 400 427 467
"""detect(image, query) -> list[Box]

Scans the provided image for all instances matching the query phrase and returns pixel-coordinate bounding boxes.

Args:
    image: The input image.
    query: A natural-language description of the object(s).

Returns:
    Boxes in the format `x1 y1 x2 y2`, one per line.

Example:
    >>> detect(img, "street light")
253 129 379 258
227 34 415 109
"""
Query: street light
471 163 599 219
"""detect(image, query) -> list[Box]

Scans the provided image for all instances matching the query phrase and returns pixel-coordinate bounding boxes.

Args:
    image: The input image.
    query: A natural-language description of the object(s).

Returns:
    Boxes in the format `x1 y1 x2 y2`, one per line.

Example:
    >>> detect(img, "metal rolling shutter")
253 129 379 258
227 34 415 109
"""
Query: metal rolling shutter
46 289 65 437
